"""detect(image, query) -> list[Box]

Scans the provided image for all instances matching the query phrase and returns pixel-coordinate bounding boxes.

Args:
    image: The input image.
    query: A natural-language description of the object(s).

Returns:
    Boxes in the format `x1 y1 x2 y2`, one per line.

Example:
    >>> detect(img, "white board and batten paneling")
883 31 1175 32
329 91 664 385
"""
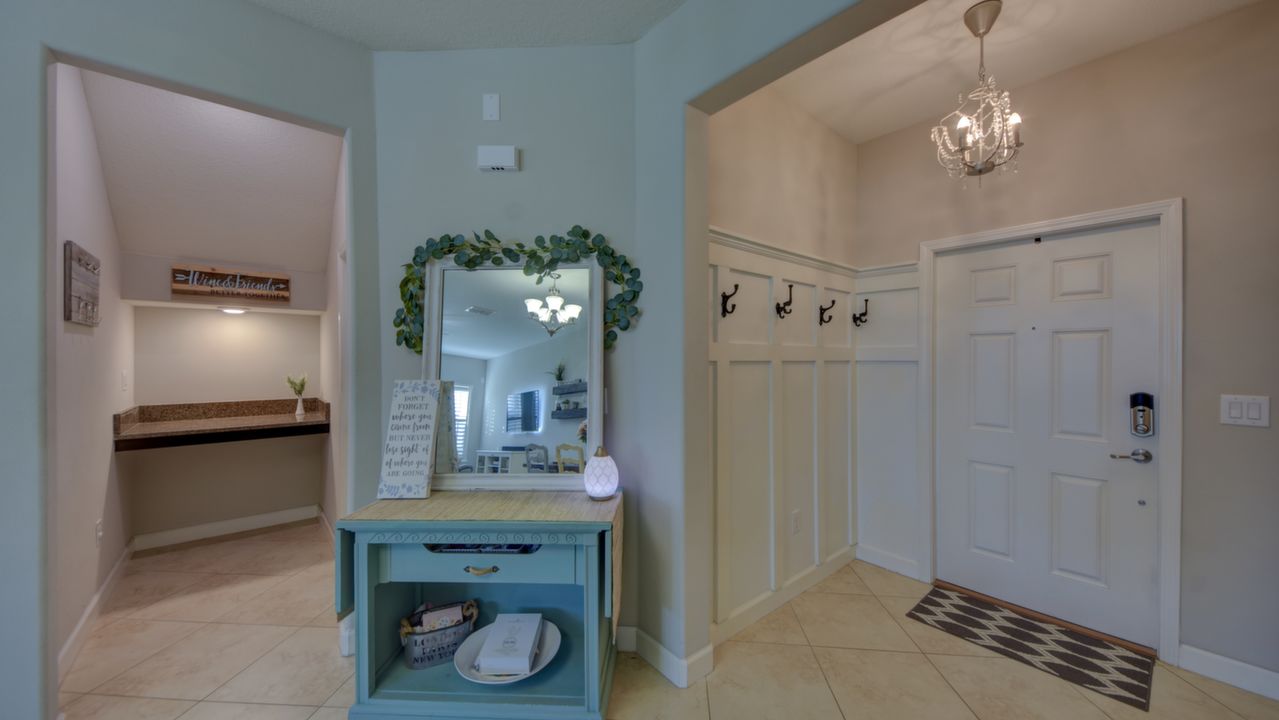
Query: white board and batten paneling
708 230 856 640
851 266 927 581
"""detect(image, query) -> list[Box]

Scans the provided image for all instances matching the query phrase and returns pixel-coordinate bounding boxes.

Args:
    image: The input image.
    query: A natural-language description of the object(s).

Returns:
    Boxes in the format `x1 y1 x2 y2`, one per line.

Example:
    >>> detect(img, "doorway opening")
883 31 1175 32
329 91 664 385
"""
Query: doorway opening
46 59 352 684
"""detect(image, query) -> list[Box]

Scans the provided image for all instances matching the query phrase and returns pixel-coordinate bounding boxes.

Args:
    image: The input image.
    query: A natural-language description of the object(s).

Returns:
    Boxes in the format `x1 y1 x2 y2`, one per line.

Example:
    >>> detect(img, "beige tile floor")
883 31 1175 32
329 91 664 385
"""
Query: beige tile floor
61 525 1279 720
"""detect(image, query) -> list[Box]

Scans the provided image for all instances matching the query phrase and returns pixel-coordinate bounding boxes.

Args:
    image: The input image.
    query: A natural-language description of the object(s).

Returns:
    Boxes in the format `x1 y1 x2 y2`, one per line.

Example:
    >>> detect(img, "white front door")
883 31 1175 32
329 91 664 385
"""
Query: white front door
935 220 1161 647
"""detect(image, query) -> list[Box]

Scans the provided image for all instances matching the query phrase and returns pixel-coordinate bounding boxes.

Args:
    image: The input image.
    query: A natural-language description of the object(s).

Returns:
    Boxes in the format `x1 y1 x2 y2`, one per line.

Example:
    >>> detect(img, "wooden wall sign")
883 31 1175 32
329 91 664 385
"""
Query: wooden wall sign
64 240 102 326
171 264 290 302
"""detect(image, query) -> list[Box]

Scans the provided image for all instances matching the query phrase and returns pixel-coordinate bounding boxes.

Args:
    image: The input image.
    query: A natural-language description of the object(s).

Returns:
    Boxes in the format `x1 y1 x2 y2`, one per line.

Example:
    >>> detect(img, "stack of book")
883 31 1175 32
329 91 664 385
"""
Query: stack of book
475 613 544 676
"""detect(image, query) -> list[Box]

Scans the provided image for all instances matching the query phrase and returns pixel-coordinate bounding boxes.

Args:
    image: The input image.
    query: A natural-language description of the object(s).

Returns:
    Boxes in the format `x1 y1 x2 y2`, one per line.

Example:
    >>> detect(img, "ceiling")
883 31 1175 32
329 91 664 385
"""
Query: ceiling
80 69 343 274
441 268 590 360
770 0 1259 145
242 0 686 51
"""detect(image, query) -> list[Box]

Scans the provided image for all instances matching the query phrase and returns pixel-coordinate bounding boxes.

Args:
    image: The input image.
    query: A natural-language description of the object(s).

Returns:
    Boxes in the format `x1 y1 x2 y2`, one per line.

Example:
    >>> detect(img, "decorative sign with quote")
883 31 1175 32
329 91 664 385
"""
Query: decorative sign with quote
171 264 291 302
377 379 443 499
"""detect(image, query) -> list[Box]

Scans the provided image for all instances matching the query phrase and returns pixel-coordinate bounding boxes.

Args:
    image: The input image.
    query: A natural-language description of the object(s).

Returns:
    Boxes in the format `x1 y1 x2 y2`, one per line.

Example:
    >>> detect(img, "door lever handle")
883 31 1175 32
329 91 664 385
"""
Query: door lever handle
1109 449 1153 463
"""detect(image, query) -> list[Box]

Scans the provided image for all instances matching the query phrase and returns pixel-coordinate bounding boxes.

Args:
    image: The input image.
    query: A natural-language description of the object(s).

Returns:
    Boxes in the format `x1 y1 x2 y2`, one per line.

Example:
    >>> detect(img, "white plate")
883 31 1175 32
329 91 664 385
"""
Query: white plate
453 619 562 685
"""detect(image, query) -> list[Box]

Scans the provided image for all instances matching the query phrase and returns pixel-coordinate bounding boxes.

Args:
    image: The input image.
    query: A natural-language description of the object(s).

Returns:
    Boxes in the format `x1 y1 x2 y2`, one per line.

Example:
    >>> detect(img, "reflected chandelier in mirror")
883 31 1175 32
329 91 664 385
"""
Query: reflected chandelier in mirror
393 226 642 354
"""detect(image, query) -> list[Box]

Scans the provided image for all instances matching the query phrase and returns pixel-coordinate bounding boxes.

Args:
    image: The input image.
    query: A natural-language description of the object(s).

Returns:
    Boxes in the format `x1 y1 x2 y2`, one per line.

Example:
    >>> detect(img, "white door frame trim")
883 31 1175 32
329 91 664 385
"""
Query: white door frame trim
917 198 1184 662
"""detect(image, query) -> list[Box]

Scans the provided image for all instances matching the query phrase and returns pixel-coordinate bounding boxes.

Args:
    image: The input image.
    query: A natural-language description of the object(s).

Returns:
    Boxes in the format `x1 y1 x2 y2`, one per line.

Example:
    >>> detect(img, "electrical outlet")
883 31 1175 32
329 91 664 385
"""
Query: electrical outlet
95 519 103 547
790 510 801 535
121 370 129 392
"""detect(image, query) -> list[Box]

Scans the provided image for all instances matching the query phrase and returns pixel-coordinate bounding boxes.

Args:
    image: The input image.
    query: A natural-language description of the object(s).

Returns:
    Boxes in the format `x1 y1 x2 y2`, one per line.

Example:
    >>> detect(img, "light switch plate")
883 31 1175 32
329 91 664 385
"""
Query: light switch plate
482 93 499 121
1220 394 1269 427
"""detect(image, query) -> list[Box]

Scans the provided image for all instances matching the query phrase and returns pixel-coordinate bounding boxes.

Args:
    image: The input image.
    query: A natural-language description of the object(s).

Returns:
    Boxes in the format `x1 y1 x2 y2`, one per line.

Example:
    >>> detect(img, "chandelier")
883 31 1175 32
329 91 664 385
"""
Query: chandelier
931 0 1023 179
524 273 582 337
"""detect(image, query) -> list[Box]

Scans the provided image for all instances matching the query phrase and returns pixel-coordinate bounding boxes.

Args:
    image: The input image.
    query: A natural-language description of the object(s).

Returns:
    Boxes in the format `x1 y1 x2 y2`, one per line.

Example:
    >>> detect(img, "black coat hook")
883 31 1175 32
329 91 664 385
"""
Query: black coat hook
818 298 836 326
775 284 794 319
720 283 739 318
852 298 870 327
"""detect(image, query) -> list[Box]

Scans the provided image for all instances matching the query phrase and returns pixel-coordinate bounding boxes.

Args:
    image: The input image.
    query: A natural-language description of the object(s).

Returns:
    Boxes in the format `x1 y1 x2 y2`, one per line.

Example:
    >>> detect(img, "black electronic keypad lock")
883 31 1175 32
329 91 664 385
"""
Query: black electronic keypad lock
1130 392 1154 438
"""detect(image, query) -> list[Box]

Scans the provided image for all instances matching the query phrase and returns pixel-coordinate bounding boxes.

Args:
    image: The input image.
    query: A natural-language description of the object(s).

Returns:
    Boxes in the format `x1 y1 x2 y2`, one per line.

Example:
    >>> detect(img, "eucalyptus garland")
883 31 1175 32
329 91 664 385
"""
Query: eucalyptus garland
393 225 642 354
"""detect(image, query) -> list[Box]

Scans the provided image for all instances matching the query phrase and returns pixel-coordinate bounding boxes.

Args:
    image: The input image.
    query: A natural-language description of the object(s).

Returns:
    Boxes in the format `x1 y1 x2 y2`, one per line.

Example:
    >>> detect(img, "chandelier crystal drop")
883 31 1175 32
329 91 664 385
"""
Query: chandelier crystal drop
525 273 582 337
931 0 1023 180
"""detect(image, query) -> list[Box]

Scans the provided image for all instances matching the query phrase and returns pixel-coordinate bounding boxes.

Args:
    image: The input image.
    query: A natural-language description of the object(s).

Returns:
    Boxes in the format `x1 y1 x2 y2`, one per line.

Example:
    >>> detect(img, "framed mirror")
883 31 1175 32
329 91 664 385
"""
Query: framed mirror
423 263 603 488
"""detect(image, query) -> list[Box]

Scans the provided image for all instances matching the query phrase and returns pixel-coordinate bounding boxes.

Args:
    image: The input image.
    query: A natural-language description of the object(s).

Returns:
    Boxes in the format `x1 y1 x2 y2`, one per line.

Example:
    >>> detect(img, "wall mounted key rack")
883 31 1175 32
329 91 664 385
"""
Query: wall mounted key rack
775 284 794 319
851 298 870 327
720 283 739 318
818 298 836 325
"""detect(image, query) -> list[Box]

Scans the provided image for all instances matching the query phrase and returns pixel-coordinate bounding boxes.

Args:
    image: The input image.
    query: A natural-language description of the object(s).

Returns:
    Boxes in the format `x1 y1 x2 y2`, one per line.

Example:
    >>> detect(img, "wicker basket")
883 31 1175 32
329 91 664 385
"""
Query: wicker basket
400 600 478 670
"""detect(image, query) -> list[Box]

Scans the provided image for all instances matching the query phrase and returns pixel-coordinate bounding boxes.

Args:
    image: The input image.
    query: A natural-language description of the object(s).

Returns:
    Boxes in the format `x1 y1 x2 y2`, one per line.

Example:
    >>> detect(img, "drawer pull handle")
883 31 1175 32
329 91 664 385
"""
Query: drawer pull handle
464 565 500 576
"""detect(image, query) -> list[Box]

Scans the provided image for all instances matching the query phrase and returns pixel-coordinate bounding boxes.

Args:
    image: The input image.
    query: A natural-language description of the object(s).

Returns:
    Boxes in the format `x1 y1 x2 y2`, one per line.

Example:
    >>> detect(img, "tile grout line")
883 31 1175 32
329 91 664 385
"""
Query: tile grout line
76 534 332 704
1161 665 1254 719
789 596 849 720
857 571 986 720
317 670 355 708
76 619 204 695
196 623 307 704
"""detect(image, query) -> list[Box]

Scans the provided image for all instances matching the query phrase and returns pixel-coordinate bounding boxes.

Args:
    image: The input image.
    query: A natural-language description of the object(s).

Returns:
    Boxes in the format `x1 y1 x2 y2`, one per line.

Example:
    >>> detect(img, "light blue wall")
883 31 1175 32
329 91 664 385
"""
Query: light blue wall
630 0 922 663
372 43 635 507
0 1 380 714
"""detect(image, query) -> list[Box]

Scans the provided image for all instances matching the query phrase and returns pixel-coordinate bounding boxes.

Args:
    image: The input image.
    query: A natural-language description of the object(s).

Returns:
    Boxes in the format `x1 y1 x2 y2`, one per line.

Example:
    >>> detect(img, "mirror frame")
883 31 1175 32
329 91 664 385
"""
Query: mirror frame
422 261 604 490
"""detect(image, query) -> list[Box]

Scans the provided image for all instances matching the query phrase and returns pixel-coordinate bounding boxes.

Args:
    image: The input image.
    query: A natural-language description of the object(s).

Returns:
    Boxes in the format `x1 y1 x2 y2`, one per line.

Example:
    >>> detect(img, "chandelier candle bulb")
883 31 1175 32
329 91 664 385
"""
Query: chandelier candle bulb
931 0 1022 179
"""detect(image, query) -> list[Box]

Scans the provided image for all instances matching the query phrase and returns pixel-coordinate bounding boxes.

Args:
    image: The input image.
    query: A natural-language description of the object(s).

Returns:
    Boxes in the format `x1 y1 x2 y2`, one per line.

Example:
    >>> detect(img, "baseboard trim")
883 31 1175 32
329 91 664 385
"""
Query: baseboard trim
855 544 923 582
635 629 714 688
1178 644 1279 701
616 625 637 652
132 505 319 551
711 545 855 644
57 540 132 685
317 505 336 547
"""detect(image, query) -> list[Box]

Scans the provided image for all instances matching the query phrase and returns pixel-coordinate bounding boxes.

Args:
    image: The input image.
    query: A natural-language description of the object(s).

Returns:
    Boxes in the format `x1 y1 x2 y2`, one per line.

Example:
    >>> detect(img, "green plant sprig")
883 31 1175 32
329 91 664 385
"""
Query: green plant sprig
393 226 642 354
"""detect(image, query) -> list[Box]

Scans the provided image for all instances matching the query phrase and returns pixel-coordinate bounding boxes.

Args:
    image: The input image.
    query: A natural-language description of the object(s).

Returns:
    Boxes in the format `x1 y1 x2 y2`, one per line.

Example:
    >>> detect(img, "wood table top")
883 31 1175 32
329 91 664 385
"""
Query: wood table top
342 490 622 526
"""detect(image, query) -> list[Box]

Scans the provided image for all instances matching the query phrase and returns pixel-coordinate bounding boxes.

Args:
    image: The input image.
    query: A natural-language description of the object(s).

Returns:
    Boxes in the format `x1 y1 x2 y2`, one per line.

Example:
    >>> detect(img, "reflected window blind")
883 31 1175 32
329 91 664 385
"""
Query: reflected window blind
452 386 470 460
506 390 540 432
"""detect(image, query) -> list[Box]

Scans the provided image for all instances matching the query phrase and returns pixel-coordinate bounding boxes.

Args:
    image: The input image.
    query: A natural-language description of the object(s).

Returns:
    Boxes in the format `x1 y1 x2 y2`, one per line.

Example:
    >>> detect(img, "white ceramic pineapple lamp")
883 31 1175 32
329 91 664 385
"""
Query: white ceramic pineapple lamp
583 446 619 501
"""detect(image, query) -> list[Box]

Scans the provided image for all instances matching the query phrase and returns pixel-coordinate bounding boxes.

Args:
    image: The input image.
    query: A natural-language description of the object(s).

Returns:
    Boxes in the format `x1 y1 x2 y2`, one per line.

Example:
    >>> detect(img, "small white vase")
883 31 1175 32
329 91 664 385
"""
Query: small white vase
295 397 305 418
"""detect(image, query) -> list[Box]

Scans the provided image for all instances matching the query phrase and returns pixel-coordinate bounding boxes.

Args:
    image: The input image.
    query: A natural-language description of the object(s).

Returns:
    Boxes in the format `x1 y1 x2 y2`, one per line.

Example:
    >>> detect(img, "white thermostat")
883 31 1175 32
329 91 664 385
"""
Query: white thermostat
477 145 519 172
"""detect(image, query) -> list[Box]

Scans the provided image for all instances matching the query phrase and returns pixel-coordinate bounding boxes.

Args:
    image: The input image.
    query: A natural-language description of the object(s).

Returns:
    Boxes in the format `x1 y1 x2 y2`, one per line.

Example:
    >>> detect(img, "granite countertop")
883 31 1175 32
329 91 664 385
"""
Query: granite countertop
114 399 330 451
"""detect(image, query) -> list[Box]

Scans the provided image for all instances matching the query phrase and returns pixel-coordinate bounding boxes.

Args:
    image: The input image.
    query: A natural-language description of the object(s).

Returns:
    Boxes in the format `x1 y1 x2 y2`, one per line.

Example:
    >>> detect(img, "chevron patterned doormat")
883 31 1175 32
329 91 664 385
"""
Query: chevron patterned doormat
907 586 1155 711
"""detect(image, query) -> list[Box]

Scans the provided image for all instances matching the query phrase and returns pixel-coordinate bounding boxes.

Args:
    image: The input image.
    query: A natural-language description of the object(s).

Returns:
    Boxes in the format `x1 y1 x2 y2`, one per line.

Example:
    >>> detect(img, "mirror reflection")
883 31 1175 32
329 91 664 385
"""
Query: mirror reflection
436 268 590 475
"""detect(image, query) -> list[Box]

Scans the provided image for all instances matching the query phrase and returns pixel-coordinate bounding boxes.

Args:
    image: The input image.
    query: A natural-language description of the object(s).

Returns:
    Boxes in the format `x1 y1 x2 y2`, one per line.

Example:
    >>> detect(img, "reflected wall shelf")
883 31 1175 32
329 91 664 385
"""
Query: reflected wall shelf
552 382 588 396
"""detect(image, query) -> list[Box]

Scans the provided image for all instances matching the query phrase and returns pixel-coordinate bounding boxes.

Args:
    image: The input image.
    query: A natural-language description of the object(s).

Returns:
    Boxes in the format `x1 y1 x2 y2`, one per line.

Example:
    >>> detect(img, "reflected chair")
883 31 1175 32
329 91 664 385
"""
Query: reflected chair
556 444 585 473
525 444 549 473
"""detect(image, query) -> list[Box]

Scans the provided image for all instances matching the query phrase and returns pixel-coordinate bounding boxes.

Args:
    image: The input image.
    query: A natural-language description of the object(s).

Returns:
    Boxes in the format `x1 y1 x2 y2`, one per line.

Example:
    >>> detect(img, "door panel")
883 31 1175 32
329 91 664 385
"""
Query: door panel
936 221 1160 647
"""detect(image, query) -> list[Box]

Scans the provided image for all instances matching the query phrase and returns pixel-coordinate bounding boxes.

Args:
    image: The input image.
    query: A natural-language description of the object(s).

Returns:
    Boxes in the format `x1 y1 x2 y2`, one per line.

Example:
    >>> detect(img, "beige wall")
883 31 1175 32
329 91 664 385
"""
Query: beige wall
855 2 1279 672
48 64 136 652
133 305 322 405
708 86 858 266
122 436 325 535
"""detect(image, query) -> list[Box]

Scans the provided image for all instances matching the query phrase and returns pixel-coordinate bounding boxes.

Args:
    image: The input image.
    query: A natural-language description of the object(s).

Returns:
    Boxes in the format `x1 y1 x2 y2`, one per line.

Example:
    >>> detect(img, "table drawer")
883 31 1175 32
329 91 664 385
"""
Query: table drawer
388 544 577 585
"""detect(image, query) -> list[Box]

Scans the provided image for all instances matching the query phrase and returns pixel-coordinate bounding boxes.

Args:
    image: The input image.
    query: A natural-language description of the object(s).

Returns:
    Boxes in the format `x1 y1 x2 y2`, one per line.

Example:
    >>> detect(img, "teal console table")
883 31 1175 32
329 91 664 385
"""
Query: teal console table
335 491 623 720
